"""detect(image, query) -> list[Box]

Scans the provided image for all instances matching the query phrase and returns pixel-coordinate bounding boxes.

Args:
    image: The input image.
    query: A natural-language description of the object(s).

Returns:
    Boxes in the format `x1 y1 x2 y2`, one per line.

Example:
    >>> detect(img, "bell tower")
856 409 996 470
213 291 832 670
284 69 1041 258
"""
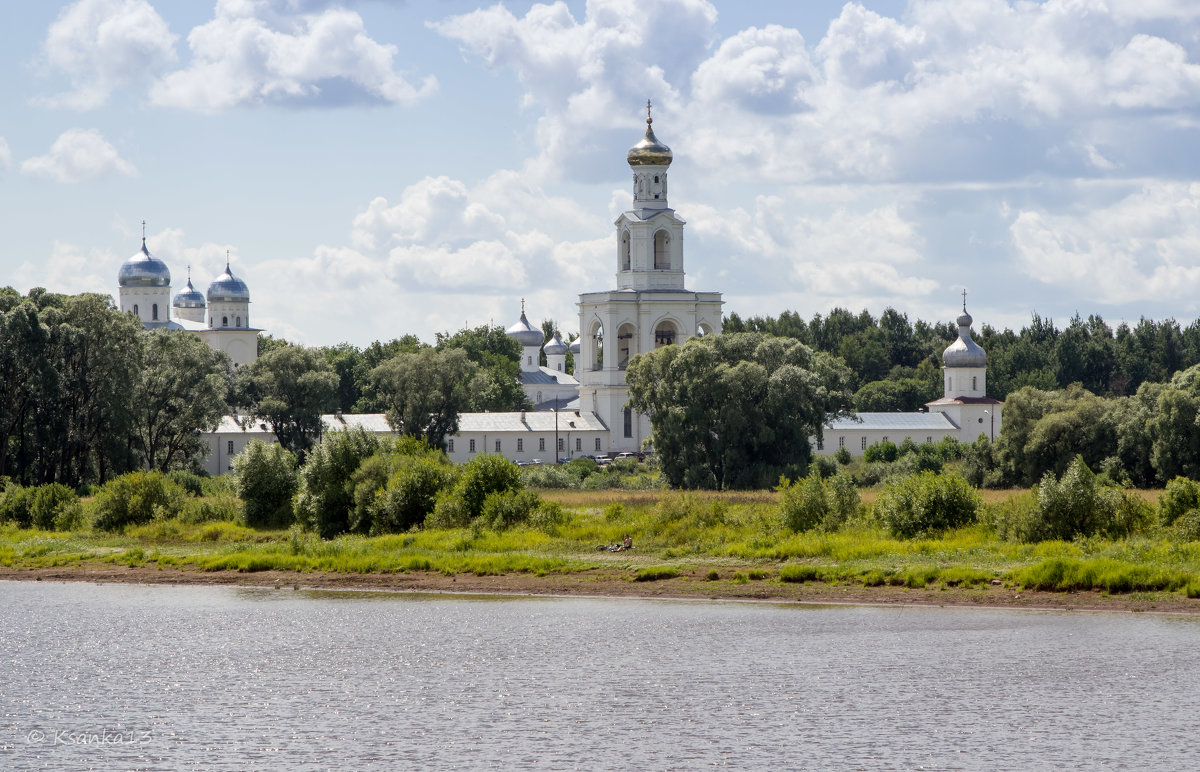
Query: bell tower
578 103 724 452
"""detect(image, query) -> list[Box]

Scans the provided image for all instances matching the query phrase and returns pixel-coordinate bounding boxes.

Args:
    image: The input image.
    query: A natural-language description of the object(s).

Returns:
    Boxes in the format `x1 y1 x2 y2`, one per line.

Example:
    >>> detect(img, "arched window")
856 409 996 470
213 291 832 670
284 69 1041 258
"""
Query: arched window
654 320 677 348
623 407 633 438
621 231 631 271
652 230 672 270
152 303 158 321
590 322 604 370
616 323 636 370
133 304 139 316
236 316 242 328
654 231 669 269
972 376 977 391
222 316 228 327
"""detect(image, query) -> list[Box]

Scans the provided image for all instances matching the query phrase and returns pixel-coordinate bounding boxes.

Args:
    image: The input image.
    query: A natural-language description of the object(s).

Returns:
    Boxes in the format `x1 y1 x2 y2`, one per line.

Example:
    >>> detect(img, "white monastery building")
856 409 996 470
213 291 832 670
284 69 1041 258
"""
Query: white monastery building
163 105 999 473
815 298 1003 456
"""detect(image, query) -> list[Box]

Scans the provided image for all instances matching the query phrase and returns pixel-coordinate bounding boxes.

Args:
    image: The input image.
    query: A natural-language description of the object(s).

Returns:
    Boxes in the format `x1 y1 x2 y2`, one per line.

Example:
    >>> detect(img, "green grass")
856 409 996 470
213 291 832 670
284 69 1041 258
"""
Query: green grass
2 489 1200 598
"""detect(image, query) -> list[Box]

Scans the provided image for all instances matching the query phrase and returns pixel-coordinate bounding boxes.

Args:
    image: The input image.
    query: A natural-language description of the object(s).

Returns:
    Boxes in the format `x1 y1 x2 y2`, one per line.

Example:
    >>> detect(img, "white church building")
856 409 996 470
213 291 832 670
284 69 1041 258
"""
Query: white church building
815 300 1003 456
117 232 260 368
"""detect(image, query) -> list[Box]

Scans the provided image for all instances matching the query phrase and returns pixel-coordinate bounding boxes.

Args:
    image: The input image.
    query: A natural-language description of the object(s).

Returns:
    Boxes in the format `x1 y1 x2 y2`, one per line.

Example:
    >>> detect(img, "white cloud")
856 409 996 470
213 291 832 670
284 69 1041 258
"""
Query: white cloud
1011 182 1200 305
20 129 136 183
433 0 717 179
436 0 1200 186
14 241 122 296
38 0 177 110
150 0 436 111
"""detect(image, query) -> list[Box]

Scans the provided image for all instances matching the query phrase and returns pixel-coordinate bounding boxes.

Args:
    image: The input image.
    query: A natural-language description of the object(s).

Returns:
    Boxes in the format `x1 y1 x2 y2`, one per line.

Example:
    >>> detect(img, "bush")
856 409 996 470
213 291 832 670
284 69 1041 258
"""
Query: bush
178 497 243 524
30 483 78 530
294 428 380 538
167 470 205 497
449 454 522 521
0 484 34 528
778 471 825 532
370 456 454 534
875 471 979 538
521 464 573 488
1169 509 1200 541
1031 455 1143 541
1159 477 1200 528
233 441 299 529
863 440 898 463
479 489 542 530
93 471 186 532
834 447 852 465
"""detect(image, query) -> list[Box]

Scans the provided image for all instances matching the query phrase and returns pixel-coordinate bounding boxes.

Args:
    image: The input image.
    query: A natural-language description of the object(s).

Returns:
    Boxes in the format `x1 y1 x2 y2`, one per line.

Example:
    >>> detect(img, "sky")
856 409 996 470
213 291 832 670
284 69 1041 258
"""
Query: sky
2 0 1200 347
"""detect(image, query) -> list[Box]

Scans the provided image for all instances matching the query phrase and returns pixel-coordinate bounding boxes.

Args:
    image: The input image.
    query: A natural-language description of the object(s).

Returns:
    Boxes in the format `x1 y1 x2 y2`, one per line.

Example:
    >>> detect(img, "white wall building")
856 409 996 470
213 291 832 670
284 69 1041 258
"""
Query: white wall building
815 297 1003 456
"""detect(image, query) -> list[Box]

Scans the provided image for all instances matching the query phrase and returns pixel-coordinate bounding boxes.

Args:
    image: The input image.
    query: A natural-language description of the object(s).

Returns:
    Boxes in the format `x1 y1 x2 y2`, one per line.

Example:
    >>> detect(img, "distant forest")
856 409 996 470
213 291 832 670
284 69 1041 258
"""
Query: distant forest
725 307 1200 412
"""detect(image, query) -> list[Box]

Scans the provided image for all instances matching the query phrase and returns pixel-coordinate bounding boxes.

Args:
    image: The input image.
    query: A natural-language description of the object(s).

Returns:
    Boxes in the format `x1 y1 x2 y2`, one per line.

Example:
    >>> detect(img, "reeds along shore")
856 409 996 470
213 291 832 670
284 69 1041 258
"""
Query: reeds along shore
3 486 1200 601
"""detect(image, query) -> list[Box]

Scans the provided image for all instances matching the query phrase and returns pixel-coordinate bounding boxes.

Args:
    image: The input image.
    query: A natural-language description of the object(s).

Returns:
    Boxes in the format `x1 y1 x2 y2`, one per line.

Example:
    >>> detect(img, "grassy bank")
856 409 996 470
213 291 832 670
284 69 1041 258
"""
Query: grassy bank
4 488 1200 601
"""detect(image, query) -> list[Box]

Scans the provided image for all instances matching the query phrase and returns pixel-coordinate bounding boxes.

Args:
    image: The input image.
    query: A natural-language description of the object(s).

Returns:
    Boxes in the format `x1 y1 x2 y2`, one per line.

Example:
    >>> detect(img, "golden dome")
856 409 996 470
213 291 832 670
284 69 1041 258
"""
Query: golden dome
627 100 673 167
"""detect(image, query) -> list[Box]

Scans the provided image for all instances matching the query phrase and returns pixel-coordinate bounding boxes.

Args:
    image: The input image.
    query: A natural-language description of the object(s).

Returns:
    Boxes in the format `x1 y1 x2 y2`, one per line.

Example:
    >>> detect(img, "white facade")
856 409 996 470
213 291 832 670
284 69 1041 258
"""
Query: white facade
117 240 261 367
814 300 1004 456
203 411 608 474
577 107 723 453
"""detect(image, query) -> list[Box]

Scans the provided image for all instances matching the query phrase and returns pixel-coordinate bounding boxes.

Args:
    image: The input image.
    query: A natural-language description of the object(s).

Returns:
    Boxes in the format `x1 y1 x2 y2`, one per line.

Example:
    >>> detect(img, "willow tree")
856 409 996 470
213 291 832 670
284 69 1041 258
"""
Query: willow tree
625 332 852 490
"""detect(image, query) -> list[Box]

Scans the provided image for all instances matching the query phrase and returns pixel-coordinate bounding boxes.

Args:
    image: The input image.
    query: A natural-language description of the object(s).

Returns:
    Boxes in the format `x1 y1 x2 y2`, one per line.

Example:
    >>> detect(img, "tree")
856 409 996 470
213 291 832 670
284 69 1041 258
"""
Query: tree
1148 364 1200 481
233 440 298 528
236 346 338 460
626 332 852 489
295 427 381 538
437 324 528 412
133 330 231 471
370 348 478 450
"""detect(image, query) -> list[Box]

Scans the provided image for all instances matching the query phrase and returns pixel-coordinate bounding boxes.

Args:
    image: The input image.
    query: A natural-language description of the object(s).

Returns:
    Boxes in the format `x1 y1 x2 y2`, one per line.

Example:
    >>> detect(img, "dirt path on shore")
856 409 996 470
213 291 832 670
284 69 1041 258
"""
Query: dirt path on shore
3 563 1199 614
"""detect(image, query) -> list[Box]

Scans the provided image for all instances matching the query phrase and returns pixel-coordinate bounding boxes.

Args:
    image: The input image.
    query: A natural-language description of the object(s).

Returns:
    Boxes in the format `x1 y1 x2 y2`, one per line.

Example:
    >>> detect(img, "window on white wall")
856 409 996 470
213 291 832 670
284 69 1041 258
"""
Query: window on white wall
448 439 454 453
495 440 501 453
575 438 581 451
839 436 845 448
469 439 476 453
227 440 233 455
539 438 545 451
517 438 523 452
861 437 867 450
594 438 601 451
558 438 564 452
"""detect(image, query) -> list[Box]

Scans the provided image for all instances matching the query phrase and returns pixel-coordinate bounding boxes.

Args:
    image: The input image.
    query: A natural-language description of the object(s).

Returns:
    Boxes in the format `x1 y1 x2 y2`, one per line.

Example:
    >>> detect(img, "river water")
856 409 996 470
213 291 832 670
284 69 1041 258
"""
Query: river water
1 581 1198 770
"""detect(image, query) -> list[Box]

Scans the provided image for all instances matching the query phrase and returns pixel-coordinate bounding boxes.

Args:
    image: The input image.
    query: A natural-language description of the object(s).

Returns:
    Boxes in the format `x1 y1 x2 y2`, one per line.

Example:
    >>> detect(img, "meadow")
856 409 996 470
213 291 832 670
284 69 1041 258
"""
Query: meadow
3 487 1200 602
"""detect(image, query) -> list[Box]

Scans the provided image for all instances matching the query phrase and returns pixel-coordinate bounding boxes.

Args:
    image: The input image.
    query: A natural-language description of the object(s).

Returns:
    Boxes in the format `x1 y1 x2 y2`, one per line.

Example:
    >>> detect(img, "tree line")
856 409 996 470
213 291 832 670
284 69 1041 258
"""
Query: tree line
1 287 572 487
726 308 1200 411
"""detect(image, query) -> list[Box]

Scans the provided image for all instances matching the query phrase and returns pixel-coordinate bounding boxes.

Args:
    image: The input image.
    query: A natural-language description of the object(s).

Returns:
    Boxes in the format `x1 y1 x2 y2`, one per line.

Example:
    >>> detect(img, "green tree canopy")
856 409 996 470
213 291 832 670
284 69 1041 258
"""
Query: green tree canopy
235 346 338 460
370 347 478 450
626 332 852 489
133 329 231 471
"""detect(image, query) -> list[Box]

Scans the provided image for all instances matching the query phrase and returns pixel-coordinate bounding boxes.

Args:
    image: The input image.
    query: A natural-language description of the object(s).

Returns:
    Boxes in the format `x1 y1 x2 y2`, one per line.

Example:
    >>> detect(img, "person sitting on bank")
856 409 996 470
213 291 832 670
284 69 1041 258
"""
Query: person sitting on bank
622 534 633 551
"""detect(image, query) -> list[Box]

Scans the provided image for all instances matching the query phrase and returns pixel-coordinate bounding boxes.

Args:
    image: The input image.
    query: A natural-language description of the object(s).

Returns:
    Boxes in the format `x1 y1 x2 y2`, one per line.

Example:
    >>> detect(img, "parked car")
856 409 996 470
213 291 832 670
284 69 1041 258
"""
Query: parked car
614 452 638 461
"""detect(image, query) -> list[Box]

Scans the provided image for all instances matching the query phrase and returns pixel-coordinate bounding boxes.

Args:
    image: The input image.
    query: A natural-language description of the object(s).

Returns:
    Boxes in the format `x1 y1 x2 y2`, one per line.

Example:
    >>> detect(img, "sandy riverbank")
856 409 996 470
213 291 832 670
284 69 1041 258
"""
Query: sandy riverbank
3 563 1199 614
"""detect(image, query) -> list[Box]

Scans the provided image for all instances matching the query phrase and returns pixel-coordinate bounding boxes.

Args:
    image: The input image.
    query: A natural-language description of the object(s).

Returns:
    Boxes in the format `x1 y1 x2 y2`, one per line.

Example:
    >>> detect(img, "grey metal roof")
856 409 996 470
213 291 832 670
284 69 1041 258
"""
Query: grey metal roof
173 277 206 308
208 263 251 302
943 309 987 367
518 367 578 386
118 240 171 287
825 412 958 431
506 311 544 347
457 411 607 433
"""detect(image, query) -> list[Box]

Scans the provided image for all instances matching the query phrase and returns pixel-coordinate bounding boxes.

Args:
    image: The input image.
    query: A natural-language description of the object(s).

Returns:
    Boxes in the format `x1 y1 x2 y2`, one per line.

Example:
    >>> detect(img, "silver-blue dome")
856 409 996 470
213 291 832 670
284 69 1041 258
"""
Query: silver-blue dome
172 277 206 309
506 311 544 348
207 263 250 303
943 309 987 368
568 338 581 355
118 239 171 288
543 332 568 356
